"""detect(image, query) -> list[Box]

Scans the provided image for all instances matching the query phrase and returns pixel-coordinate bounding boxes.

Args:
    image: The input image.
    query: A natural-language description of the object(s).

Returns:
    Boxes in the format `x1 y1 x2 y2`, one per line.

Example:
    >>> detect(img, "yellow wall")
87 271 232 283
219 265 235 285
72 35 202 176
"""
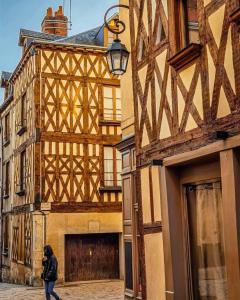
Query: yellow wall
120 0 135 139
144 233 166 300
46 212 123 282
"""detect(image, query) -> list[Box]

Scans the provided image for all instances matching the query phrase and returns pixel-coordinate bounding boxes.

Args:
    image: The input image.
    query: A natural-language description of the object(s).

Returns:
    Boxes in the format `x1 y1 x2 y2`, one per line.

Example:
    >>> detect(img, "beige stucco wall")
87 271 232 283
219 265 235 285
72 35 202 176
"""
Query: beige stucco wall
44 212 123 282
144 233 166 300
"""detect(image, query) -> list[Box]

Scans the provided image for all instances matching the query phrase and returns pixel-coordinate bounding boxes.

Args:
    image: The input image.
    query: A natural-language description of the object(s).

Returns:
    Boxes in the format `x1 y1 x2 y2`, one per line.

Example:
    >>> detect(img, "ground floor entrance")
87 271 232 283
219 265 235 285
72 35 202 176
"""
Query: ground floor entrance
160 148 240 300
185 180 228 299
65 233 120 282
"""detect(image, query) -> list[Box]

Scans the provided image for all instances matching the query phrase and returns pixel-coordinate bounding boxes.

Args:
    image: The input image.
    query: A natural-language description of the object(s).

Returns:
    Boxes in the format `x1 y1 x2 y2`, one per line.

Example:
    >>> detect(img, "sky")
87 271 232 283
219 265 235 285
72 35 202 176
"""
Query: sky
0 0 117 100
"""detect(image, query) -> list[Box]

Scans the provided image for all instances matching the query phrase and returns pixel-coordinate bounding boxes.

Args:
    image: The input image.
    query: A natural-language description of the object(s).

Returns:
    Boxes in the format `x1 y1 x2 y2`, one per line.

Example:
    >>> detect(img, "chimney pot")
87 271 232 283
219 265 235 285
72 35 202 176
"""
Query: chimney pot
58 6 63 15
42 5 68 37
47 7 52 17
55 5 63 16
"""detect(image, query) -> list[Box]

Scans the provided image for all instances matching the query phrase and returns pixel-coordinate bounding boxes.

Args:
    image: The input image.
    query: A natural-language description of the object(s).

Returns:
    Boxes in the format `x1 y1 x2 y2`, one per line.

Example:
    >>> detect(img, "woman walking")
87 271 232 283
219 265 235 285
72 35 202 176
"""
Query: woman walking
42 245 62 300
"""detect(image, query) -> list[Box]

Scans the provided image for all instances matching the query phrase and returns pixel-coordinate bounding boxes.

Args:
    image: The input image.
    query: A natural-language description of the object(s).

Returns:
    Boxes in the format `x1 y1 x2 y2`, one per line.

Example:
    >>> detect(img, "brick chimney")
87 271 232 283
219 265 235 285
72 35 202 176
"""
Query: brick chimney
41 6 68 37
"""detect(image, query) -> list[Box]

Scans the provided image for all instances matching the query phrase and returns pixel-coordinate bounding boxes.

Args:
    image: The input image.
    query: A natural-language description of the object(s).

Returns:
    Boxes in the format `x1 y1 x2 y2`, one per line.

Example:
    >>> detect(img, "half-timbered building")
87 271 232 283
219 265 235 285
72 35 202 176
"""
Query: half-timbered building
0 6 123 285
119 0 240 299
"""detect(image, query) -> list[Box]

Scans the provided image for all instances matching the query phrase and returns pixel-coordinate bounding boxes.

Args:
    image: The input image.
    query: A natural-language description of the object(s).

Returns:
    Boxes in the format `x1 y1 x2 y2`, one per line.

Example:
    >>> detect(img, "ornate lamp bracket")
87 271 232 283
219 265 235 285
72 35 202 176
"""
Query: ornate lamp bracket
104 4 129 40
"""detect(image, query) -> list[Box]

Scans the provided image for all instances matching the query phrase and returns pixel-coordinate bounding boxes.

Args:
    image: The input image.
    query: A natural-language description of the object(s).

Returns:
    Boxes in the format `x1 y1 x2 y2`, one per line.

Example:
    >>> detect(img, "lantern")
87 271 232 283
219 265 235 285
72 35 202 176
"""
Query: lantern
106 39 129 75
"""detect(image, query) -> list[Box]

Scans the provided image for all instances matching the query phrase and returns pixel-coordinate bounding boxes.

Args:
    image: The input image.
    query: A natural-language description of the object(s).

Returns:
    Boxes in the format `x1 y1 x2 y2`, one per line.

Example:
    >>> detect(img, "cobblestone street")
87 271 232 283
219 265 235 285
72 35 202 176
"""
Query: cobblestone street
0 280 124 300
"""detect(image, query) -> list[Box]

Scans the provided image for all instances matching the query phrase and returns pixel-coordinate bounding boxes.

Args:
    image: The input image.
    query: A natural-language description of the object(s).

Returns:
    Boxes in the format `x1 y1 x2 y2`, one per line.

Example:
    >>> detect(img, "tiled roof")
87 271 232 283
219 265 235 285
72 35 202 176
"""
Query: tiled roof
59 26 102 46
19 26 103 47
19 29 64 45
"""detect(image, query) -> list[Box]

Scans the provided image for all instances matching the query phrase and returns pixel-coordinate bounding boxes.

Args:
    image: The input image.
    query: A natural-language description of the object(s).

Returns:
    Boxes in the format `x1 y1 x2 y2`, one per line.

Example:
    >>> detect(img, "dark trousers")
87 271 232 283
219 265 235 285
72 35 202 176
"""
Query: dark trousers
44 281 60 300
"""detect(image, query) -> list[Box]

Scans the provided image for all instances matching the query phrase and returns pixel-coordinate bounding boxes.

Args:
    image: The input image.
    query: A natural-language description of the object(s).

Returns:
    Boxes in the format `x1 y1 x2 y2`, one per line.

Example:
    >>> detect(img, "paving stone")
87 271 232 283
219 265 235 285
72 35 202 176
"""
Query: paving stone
0 281 124 300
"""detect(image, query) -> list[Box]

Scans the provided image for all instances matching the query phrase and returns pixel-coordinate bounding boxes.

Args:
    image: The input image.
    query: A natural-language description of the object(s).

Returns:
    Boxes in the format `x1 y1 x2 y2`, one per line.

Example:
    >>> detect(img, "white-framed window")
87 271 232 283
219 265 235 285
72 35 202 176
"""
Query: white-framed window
103 86 121 121
104 146 122 186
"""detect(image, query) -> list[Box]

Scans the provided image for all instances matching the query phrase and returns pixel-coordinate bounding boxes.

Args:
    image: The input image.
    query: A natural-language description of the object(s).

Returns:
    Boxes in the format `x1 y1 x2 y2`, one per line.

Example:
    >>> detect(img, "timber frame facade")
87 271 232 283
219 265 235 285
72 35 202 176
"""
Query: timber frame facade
119 0 240 299
0 11 123 285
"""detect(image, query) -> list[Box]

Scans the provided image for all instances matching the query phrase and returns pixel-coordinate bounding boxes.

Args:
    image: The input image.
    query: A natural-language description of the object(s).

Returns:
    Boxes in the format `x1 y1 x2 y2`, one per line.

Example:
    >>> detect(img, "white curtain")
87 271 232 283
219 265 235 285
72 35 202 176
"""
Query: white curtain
187 182 228 300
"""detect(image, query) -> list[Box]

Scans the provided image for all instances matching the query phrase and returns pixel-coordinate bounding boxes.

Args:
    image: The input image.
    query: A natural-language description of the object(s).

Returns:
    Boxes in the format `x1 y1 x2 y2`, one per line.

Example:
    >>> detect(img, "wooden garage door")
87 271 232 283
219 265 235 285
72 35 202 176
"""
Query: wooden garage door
65 233 119 282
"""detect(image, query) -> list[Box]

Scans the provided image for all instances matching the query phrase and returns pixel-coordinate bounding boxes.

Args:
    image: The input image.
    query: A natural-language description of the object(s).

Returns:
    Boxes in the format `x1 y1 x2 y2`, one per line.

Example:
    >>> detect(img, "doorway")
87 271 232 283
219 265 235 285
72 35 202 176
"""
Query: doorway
65 233 119 282
185 181 228 299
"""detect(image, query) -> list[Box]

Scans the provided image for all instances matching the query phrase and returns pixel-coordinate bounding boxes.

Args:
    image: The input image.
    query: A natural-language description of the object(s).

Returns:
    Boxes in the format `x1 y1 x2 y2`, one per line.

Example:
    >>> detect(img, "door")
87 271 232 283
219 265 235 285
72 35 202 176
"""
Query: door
185 181 228 300
65 233 119 282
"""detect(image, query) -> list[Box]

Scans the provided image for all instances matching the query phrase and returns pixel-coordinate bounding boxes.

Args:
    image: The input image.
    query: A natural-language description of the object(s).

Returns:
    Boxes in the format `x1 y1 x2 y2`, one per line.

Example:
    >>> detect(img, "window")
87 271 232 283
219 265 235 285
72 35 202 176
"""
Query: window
20 150 26 192
176 0 199 50
3 216 9 255
21 93 27 127
104 147 121 186
18 216 25 263
12 215 31 265
4 113 10 143
103 87 121 121
4 162 10 198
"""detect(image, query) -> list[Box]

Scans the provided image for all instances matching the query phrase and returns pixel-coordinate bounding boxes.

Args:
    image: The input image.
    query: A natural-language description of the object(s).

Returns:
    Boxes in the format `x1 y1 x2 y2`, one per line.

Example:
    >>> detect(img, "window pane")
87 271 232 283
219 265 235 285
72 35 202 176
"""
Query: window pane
104 97 113 109
104 160 113 173
104 147 113 159
116 98 121 109
116 88 121 99
104 87 113 98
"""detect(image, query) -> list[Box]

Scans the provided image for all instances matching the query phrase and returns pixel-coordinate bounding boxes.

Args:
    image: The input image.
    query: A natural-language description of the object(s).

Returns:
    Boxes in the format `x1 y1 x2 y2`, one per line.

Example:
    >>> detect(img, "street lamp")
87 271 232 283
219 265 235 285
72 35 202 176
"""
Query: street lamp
104 4 130 75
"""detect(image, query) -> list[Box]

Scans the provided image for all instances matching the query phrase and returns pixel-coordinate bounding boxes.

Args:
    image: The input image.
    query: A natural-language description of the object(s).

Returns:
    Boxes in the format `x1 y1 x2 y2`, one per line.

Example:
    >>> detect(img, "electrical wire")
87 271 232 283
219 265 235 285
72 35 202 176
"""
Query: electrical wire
69 0 72 30
63 0 65 13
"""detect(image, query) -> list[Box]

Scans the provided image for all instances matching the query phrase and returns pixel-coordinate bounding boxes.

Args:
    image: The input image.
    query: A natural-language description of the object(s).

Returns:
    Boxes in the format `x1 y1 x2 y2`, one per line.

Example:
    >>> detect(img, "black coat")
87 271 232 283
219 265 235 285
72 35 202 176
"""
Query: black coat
42 246 58 282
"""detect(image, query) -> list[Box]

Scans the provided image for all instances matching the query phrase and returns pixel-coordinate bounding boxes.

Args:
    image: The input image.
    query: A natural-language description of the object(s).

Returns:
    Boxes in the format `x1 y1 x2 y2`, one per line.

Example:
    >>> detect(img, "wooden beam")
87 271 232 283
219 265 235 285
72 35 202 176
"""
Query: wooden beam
160 166 187 300
163 134 240 167
50 202 122 213
220 149 240 300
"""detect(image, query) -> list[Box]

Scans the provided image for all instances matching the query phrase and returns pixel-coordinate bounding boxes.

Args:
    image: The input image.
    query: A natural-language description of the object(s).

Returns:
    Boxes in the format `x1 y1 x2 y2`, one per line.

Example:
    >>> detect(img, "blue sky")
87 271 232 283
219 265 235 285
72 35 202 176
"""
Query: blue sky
0 0 117 100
